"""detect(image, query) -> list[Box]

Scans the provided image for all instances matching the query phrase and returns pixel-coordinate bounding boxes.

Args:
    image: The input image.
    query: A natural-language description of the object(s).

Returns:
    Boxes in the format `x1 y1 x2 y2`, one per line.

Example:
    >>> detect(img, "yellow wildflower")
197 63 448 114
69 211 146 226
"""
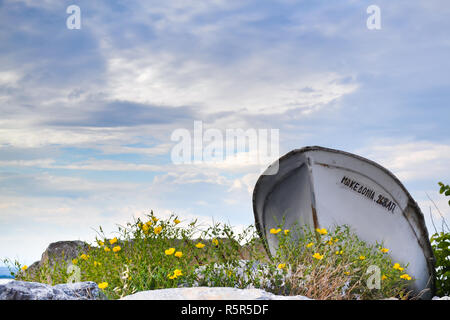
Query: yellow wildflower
21 265 28 271
98 282 108 289
393 263 404 271
174 269 183 277
381 275 387 280
312 252 324 260
165 248 175 255
284 229 290 235
104 247 111 252
315 228 328 235
175 251 183 258
344 271 350 275
306 242 314 248
277 263 286 269
109 237 118 245
174 219 181 224
359 255 366 260
380 248 389 253
212 238 219 246
400 274 412 281
80 254 89 260
168 274 177 280
72 259 78 265
335 250 343 255
195 242 205 249
94 261 101 267
270 228 282 234
154 226 162 235
142 223 150 233
97 240 104 246
152 216 158 222
112 246 121 253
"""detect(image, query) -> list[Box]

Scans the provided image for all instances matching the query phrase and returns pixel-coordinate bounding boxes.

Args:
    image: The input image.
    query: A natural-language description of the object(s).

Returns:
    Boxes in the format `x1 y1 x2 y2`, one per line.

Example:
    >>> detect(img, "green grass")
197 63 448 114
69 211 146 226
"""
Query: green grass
6 211 416 300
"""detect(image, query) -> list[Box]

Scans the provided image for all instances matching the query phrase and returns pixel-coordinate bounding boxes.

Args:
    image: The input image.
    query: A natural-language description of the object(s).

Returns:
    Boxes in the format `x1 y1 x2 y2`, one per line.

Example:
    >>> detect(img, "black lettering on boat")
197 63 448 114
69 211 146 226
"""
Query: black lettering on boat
341 175 395 213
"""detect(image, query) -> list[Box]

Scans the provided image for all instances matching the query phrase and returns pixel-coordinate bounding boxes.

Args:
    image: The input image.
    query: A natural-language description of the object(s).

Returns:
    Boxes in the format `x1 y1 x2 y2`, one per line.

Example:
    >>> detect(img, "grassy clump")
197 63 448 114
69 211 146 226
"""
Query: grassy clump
7 211 415 300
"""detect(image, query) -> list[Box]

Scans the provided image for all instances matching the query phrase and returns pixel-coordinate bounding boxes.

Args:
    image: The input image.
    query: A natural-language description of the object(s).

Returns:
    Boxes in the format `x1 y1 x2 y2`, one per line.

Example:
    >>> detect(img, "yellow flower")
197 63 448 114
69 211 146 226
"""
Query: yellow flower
335 250 343 255
112 246 121 253
393 263 404 271
195 242 205 249
142 223 150 233
152 216 159 222
98 282 108 289
381 275 387 280
165 248 175 255
21 265 28 271
327 240 334 245
334 238 339 242
109 237 118 245
212 238 219 246
400 274 412 281
359 255 366 260
104 247 111 252
97 240 104 246
284 229 290 235
94 261 101 267
315 228 328 235
270 228 282 234
175 251 183 258
154 226 162 235
72 259 78 265
174 269 183 277
306 242 314 248
174 219 181 224
380 248 389 253
312 252 324 260
277 263 286 269
80 254 89 260
168 269 183 279
344 271 350 275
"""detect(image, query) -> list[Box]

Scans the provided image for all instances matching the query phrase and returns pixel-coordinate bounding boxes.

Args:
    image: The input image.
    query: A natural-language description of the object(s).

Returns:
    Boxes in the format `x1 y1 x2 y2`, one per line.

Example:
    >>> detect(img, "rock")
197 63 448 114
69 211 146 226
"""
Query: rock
25 240 89 277
432 296 450 300
120 287 310 300
0 280 106 300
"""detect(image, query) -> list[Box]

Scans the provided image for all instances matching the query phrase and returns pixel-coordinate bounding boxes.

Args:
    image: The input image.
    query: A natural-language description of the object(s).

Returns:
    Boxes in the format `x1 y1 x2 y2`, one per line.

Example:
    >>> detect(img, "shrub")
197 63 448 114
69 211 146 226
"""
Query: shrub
7 211 414 300
271 224 414 299
430 182 450 296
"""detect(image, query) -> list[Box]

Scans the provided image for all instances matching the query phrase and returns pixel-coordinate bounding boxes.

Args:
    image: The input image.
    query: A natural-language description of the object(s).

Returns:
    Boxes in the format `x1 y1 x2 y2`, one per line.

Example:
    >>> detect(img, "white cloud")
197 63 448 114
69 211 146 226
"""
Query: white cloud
356 140 450 182
104 51 358 115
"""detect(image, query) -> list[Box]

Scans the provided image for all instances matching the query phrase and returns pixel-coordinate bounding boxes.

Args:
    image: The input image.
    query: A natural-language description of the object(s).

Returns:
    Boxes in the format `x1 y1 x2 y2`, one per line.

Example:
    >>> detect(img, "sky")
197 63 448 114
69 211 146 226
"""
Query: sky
0 0 449 266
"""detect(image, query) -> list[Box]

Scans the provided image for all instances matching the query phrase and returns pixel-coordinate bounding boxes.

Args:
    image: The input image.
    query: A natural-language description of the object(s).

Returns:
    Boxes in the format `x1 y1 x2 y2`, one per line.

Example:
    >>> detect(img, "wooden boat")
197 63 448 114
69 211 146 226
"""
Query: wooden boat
252 146 435 298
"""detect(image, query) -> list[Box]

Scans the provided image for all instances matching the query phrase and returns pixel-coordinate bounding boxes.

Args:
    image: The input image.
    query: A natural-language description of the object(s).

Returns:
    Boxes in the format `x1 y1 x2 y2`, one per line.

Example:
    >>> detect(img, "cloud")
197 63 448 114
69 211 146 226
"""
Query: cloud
104 51 358 115
356 140 450 182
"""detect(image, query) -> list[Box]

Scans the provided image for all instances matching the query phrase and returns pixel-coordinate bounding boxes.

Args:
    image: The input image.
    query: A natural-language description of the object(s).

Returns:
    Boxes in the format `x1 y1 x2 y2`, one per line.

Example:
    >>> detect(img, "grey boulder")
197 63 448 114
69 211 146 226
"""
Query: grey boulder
0 280 106 300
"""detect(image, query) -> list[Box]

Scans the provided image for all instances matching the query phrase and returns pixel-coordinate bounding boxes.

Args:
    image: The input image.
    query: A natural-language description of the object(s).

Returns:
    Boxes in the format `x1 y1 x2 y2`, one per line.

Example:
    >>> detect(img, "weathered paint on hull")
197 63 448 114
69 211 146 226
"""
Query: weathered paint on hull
253 146 435 298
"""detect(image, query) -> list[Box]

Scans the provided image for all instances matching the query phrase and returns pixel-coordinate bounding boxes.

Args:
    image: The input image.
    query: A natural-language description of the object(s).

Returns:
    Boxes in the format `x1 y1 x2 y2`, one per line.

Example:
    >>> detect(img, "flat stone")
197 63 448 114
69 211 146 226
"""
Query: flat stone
121 287 310 300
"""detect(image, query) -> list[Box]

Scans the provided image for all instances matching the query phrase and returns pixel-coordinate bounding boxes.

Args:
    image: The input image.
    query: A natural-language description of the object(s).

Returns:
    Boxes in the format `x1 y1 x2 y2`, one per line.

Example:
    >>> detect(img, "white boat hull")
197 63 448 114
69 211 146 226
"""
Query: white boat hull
253 146 435 298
